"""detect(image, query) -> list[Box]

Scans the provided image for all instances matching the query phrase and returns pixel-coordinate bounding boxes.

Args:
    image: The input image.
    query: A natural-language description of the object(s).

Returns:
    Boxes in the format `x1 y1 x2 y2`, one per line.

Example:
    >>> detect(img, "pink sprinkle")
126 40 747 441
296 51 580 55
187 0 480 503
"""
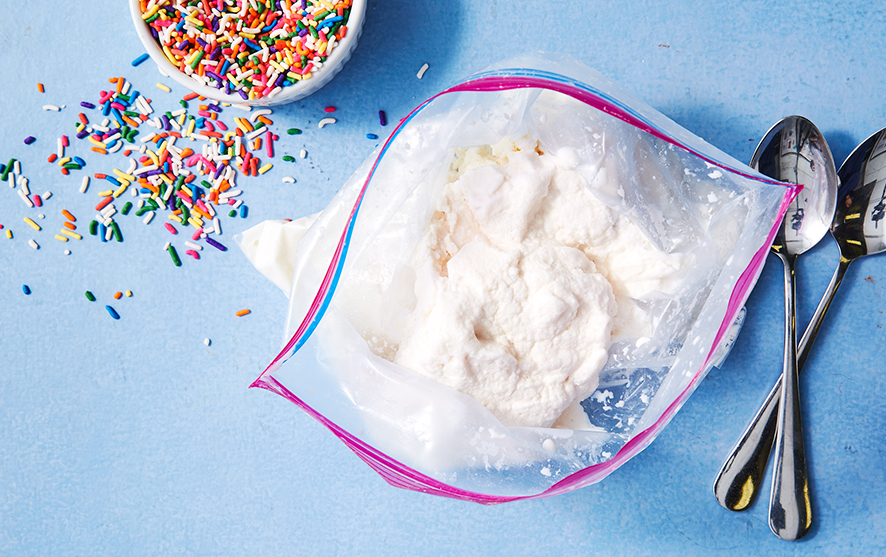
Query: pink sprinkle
175 190 193 205
33 195 43 207
266 130 274 158
186 249 200 260
191 229 203 240
164 222 178 235
215 120 228 131
324 106 336 113
61 135 69 147
227 199 236 205
110 102 126 111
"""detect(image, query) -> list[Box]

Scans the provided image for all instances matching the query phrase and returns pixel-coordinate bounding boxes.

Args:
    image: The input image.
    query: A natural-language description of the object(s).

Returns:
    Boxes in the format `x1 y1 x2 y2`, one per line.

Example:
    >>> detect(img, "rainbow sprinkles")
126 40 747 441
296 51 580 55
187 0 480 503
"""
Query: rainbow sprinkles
140 0 353 101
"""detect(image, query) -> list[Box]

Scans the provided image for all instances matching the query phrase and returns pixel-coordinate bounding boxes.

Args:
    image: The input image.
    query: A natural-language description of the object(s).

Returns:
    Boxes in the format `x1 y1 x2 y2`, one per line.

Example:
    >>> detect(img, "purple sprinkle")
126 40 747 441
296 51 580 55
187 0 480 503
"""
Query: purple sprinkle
206 70 222 83
238 89 249 100
23 136 36 145
76 130 89 139
378 110 387 126
206 104 222 113
205 237 227 252
161 114 170 131
224 82 231 95
213 164 225 180
274 74 285 87
195 37 208 48
298 28 309 37
81 101 96 109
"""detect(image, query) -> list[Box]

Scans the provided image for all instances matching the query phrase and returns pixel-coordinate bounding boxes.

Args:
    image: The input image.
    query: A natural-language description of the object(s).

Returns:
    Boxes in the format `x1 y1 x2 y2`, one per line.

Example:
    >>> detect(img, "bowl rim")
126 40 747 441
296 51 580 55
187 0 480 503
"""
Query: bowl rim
128 0 366 105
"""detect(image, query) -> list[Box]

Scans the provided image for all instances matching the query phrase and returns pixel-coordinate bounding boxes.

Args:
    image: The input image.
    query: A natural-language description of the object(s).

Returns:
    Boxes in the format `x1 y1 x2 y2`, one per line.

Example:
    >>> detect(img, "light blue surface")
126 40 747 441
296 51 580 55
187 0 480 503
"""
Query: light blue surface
1 1 884 555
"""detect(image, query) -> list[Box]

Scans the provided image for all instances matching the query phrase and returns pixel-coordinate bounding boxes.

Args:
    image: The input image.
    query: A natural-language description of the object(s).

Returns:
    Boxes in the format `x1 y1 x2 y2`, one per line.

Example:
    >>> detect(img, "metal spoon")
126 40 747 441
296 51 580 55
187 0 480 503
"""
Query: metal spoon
714 127 886 522
713 116 838 541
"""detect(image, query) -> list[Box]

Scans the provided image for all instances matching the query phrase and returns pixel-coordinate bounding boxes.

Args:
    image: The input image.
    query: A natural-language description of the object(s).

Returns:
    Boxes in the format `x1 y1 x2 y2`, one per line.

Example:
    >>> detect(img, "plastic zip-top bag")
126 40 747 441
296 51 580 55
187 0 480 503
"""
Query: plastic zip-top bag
237 53 798 503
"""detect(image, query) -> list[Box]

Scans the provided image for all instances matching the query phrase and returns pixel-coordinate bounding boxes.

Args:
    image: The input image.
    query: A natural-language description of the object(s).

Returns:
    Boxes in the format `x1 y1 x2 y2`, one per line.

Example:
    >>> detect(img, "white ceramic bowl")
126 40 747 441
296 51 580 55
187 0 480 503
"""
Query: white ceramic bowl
129 0 365 106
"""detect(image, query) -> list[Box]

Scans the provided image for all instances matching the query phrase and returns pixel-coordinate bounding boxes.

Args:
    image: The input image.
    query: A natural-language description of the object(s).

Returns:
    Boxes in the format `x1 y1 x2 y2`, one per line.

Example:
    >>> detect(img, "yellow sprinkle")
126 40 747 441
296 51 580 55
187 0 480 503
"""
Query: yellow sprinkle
113 169 136 181
258 163 273 174
60 229 82 240
125 290 132 297
54 234 69 242
88 136 108 149
185 119 196 137
141 3 160 19
23 217 41 231
57 157 72 167
146 150 160 165
181 185 193 198
5 229 12 239
113 183 129 197
97 189 114 197
156 83 172 93
188 216 204 229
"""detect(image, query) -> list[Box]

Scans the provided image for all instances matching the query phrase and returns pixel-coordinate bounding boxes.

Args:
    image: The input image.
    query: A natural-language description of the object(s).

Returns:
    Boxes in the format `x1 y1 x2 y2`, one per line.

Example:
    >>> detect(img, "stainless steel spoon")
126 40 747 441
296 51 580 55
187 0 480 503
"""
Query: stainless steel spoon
714 127 886 523
716 116 838 541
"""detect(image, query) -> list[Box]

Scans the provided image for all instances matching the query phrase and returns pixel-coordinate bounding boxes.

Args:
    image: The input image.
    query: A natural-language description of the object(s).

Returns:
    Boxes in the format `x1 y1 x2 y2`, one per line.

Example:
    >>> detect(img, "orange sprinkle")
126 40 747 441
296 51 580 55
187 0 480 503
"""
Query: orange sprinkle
183 92 199 101
121 114 140 128
62 209 76 222
63 221 77 231
116 78 124 94
235 309 251 317
78 113 89 125
257 115 273 126
37 83 45 93
91 147 108 155
113 291 122 300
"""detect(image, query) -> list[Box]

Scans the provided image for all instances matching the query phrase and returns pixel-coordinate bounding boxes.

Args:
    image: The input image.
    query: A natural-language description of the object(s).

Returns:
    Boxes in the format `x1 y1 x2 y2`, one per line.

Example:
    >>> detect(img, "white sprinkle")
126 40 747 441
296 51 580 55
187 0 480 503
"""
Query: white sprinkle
28 239 39 250
204 338 211 346
318 117 336 129
18 189 33 207
64 249 71 255
185 240 203 251
416 63 429 79
42 191 52 200
300 149 307 159
163 241 171 251
104 226 114 241
232 103 252 111
19 176 29 195
249 108 272 122
143 212 155 225
57 138 65 158
79 176 89 193
282 176 295 183
37 214 45 219
42 104 61 111
13 160 21 174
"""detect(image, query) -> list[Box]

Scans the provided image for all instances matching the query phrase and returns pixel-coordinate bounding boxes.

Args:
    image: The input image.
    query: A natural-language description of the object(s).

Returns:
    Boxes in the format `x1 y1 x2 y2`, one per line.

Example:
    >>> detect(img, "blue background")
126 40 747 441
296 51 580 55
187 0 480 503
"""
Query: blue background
1 1 884 555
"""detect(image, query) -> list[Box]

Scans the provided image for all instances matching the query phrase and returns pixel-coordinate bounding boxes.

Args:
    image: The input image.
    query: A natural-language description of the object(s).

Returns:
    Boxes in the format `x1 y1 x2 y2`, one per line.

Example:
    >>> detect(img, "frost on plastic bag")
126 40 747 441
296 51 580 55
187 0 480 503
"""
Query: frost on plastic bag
242 54 795 501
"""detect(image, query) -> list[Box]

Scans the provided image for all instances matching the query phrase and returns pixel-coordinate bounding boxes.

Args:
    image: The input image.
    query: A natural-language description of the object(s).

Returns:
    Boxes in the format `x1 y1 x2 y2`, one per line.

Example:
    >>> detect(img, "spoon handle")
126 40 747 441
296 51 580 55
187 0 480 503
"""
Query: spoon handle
713 257 850 512
769 252 810 541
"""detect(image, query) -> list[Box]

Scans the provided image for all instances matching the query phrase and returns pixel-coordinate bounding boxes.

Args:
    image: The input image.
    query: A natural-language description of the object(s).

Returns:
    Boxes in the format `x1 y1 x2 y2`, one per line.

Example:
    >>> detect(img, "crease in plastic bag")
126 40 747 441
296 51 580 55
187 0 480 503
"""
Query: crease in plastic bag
241 54 799 504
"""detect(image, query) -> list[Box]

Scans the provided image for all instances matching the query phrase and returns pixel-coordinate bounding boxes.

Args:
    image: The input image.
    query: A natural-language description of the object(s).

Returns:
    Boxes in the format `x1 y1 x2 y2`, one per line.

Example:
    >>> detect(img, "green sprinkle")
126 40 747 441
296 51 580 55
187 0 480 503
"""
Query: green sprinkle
121 201 133 215
189 50 205 70
85 290 96 302
180 100 189 109
63 163 81 170
1 158 14 181
282 155 295 162
286 128 301 135
89 220 99 235
228 209 236 217
168 245 182 267
111 221 123 243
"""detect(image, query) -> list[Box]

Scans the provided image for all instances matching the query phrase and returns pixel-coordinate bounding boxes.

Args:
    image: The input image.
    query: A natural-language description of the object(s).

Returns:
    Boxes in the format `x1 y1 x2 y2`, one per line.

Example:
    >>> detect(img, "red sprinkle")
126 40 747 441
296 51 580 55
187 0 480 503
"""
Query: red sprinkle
48 153 58 163
324 106 336 112
95 196 113 211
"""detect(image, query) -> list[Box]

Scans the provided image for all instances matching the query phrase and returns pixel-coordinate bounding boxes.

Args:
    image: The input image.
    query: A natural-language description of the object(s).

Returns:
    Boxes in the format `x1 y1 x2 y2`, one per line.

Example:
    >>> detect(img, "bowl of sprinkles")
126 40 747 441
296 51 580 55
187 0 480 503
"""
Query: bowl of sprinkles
130 0 365 106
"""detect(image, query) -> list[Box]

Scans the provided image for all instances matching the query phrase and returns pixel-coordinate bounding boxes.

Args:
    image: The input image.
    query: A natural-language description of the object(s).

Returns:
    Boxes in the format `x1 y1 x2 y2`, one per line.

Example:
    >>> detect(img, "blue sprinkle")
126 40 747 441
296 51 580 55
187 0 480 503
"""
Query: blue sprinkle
73 156 86 167
366 133 378 140
105 176 121 186
22 285 31 295
132 53 150 67
239 205 248 218
105 305 120 320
